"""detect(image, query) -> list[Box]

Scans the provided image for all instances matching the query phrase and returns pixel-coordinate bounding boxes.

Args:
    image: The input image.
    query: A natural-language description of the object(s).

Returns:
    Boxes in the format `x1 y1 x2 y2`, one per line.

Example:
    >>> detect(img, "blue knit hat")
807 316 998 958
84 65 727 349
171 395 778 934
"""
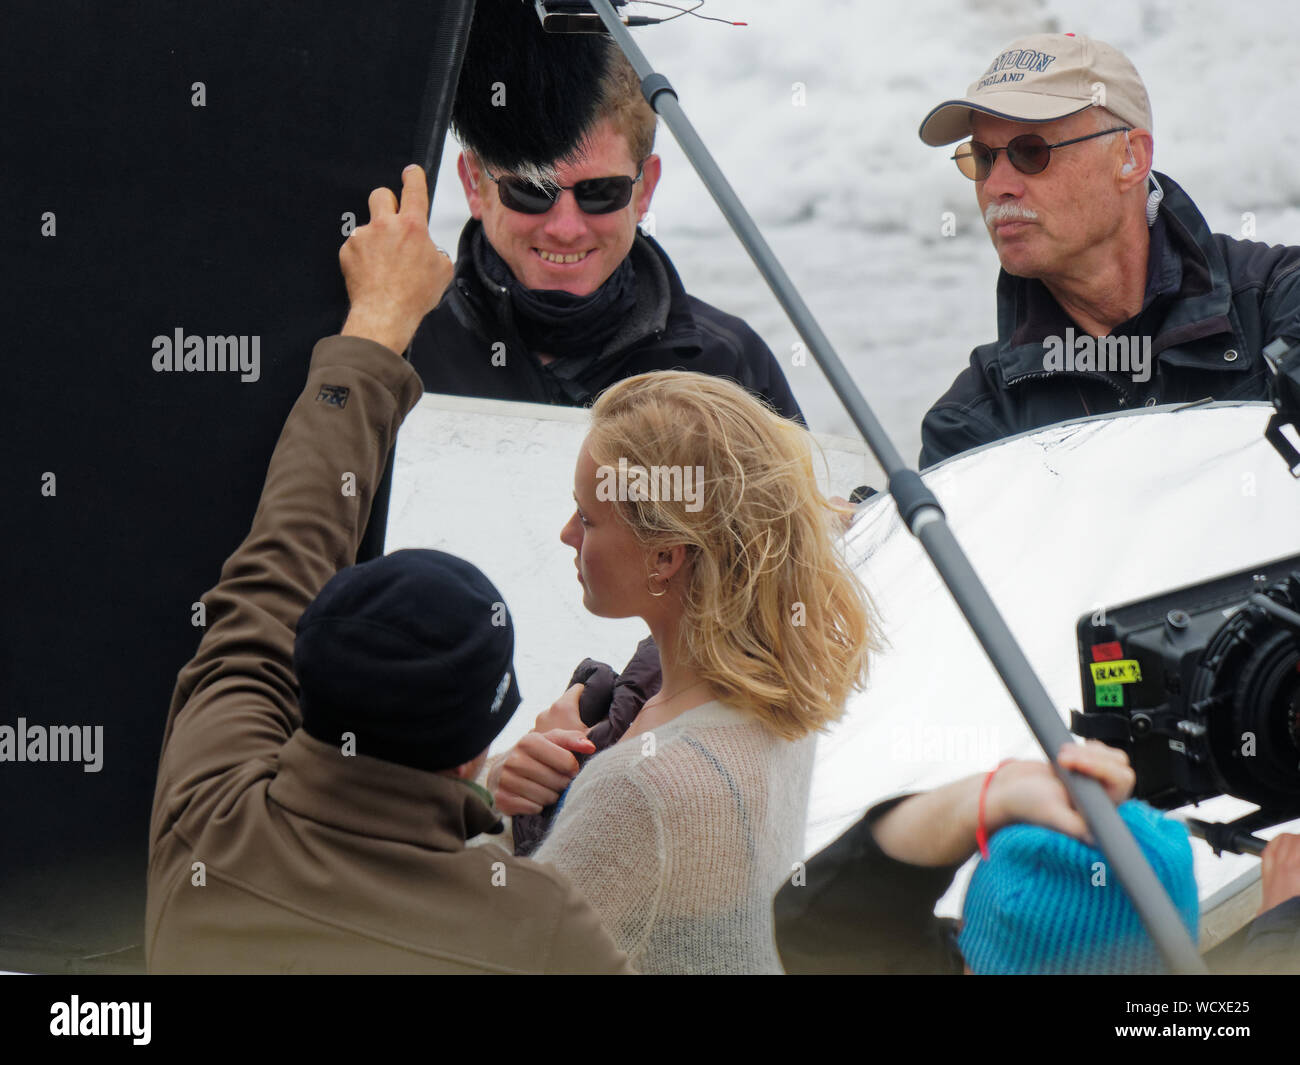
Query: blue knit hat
958 800 1199 974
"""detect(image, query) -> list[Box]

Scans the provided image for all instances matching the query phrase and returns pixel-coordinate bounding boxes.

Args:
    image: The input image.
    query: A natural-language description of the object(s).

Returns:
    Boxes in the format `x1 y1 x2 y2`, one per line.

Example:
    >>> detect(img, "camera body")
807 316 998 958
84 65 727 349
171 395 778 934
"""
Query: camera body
1073 554 1300 821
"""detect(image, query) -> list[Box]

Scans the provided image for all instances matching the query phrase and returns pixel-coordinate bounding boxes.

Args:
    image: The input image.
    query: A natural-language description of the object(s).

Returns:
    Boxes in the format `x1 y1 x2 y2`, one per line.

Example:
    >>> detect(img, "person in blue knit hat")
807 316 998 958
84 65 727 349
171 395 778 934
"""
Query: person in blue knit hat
775 740 1201 973
958 798 1197 974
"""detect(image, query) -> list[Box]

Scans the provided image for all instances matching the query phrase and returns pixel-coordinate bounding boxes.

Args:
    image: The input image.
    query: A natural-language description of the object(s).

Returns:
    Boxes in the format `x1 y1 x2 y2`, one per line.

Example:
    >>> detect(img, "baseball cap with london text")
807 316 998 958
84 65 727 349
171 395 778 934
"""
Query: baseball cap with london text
918 33 1152 147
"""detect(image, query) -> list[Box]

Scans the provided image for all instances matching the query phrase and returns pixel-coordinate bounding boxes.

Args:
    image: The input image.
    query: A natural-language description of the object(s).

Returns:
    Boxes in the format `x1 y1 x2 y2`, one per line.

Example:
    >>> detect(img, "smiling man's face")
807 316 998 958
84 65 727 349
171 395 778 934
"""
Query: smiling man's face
970 109 1128 284
460 119 660 297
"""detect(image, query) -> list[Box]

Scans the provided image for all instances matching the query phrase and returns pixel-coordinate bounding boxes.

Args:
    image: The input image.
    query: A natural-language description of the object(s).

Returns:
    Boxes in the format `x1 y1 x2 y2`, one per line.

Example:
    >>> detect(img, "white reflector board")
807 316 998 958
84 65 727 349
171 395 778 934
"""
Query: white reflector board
819 402 1300 917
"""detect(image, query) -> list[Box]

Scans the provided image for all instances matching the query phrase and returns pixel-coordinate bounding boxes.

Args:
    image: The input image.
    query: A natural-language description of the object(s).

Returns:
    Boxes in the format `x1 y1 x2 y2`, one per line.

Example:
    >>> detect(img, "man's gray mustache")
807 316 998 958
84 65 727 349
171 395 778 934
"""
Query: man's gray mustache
984 203 1040 225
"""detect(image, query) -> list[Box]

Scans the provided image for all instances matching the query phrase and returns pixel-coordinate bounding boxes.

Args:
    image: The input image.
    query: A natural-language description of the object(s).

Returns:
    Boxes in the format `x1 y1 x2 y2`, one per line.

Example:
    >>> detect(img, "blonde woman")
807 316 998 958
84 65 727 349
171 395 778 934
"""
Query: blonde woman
492 371 876 974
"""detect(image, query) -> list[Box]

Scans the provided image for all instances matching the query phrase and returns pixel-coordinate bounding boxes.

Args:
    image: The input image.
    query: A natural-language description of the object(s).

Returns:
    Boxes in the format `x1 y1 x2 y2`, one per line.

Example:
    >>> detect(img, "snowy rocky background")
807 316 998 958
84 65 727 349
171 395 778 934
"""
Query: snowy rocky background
428 0 1300 468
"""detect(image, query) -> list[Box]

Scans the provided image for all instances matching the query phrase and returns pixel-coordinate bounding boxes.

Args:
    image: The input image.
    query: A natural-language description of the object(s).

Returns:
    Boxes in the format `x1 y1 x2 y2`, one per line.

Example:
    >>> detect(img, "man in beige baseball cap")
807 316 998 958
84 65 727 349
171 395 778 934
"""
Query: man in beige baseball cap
918 32 1151 147
915 32 1297 469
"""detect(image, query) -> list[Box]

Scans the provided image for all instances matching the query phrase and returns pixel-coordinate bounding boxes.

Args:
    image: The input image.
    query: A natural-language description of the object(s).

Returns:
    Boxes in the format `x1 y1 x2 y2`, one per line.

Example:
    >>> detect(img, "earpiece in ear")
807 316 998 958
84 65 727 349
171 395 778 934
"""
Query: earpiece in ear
1121 163 1135 175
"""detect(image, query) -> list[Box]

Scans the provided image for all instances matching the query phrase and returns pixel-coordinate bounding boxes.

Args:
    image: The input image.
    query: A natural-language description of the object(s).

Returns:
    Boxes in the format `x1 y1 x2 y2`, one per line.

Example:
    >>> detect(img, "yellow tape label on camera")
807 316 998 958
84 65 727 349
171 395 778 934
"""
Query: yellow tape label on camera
1089 659 1143 685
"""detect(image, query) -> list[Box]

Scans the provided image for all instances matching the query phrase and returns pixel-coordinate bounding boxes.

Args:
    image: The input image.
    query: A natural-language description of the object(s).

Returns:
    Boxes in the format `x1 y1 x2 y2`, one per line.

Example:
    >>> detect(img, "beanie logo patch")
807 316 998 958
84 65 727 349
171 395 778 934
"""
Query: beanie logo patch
316 384 350 409
490 671 511 714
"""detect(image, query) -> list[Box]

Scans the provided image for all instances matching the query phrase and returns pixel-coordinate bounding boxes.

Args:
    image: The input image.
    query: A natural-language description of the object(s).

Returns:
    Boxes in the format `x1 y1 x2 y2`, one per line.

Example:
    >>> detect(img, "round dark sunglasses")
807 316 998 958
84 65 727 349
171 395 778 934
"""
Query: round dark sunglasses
951 126 1131 180
483 162 646 215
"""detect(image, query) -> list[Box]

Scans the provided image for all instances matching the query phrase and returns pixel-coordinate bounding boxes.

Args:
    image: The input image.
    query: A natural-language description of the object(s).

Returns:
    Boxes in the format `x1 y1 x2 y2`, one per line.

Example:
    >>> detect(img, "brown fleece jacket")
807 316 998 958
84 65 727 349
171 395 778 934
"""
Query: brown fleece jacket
146 334 633 974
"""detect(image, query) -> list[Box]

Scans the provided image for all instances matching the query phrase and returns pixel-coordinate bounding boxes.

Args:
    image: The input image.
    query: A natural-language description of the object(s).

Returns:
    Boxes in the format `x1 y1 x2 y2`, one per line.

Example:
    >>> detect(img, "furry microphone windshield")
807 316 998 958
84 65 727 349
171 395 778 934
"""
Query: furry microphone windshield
452 0 615 182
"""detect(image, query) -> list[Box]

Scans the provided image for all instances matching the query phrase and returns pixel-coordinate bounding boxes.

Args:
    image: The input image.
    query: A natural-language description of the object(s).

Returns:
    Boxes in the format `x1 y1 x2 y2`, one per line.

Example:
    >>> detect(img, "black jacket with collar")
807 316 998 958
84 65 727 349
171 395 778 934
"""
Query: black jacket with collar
773 794 966 975
409 219 804 422
919 172 1300 468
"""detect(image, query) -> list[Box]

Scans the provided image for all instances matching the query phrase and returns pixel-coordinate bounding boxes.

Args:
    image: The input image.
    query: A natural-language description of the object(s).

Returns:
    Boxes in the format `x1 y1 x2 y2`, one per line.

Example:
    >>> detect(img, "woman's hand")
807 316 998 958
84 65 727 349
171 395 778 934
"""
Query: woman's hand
532 683 586 733
491 728 595 817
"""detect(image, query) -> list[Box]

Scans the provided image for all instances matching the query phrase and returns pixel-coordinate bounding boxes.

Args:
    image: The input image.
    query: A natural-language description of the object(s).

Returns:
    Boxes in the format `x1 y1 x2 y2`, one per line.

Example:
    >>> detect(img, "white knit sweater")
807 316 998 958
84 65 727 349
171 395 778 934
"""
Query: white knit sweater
532 700 816 974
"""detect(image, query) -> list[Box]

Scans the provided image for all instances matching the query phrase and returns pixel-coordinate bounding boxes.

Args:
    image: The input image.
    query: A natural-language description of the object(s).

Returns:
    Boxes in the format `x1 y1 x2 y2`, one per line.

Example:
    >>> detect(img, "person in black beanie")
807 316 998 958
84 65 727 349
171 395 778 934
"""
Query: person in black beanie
146 165 633 975
295 549 522 775
409 51 803 421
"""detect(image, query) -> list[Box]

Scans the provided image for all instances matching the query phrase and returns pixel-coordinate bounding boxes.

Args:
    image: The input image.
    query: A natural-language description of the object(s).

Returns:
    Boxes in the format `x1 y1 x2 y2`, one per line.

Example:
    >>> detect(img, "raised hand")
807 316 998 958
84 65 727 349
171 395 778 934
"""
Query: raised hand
339 164 452 355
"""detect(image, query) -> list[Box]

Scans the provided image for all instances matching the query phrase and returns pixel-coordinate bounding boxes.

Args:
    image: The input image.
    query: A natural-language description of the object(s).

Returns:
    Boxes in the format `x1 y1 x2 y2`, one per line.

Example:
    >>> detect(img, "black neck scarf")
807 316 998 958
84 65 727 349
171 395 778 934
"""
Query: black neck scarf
474 226 638 358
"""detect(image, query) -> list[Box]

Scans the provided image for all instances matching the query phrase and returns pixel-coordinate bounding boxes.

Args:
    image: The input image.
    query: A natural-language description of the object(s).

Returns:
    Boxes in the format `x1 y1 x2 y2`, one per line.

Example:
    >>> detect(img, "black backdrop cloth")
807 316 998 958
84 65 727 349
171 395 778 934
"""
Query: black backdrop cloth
5 2 459 972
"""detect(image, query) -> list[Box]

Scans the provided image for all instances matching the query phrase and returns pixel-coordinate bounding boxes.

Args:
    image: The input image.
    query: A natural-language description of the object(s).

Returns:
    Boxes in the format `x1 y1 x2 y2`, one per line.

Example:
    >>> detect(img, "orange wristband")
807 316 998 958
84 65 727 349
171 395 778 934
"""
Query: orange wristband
976 760 1015 860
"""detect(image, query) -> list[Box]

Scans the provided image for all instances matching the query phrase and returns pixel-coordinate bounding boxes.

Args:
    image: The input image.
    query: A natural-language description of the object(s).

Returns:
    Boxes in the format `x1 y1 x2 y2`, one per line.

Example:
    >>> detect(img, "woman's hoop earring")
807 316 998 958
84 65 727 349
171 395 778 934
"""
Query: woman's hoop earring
647 573 669 598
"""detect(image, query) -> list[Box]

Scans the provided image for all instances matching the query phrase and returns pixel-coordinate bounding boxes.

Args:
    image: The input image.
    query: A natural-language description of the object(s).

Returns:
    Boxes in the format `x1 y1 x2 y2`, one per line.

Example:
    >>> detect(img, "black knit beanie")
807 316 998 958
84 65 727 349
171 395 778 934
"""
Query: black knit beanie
293 549 521 772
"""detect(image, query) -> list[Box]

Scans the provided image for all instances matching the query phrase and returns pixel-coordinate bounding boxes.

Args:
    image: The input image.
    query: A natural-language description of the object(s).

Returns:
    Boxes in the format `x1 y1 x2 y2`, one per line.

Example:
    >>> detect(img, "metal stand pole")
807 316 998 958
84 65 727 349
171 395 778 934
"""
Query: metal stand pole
415 0 476 206
358 0 477 564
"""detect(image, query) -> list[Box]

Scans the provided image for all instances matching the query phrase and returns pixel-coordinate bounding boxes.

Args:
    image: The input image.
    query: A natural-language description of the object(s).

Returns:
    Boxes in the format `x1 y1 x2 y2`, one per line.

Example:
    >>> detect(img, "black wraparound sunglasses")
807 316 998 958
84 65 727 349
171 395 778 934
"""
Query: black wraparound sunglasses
951 127 1131 180
482 162 646 215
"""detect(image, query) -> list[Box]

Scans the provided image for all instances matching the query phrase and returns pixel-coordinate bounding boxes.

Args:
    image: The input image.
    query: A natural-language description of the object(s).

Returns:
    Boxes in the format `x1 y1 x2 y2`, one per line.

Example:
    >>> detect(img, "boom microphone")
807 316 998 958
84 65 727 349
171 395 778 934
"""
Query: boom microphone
451 0 619 178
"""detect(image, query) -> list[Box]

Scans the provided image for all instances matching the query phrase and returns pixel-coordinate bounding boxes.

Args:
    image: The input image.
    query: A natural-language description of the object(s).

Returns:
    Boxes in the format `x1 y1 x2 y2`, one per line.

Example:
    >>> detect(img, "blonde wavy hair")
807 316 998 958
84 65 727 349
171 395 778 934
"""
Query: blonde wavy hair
586 371 878 740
